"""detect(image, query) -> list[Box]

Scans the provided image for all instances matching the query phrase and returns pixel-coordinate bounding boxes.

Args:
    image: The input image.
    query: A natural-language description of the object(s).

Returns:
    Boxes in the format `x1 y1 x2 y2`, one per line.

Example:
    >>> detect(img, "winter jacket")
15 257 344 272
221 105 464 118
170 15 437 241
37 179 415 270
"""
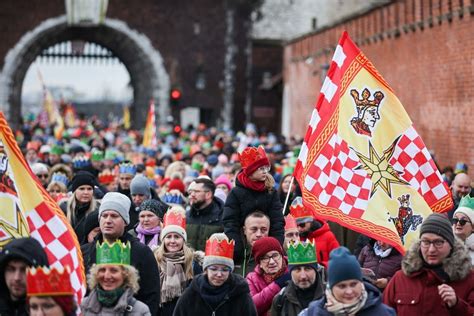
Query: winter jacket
0 238 49 316
81 288 151 316
234 244 256 277
186 197 224 251
300 220 339 267
223 177 284 262
81 233 161 316
269 275 325 316
358 244 402 284
173 273 257 316
383 239 474 315
247 264 289 315
300 282 395 316
464 234 474 266
60 199 100 245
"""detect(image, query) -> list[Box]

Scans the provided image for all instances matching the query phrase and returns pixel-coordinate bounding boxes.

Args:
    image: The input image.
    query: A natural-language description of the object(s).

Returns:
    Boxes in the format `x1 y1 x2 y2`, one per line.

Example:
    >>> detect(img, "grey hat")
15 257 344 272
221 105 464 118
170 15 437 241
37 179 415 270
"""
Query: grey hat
130 175 151 197
98 192 131 225
420 213 455 247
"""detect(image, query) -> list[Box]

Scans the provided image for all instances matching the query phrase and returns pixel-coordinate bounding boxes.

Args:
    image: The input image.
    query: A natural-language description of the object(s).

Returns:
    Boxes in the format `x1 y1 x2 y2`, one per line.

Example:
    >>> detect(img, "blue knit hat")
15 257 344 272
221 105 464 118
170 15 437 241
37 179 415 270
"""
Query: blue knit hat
328 247 362 288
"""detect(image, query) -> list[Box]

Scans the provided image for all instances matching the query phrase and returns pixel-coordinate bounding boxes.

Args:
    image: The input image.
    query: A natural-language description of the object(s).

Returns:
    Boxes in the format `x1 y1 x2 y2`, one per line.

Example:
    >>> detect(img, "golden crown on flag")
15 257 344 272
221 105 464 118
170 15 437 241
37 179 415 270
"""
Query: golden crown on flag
350 88 384 110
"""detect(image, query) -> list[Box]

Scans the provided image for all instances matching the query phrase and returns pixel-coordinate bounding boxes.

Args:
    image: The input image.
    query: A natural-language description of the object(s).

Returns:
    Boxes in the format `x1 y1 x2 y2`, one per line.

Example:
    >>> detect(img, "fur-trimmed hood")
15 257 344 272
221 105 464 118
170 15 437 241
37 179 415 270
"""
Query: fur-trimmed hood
193 250 205 267
402 238 471 281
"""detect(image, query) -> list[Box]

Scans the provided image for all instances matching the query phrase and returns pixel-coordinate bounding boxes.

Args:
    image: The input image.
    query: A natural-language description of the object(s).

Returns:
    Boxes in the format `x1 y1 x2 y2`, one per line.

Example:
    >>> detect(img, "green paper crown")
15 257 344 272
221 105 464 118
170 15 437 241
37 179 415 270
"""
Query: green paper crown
458 195 474 210
287 240 317 265
91 150 104 162
51 145 64 155
96 241 131 265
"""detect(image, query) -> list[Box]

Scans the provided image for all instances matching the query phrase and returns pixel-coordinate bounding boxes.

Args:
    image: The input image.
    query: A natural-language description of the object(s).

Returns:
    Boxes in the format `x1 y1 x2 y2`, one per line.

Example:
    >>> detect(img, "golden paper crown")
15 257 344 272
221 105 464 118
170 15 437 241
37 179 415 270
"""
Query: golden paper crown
27 266 74 297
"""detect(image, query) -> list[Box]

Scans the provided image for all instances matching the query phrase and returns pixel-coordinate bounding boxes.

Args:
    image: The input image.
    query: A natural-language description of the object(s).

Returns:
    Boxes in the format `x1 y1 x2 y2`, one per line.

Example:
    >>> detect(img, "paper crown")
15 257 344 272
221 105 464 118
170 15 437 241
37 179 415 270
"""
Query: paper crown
96 241 131 265
458 195 474 210
91 149 104 162
238 146 269 169
72 156 91 169
26 141 40 151
51 172 69 186
290 197 313 223
98 170 115 184
104 149 118 161
50 145 64 155
287 240 317 266
118 162 137 175
162 193 185 205
285 214 298 231
163 209 186 230
205 236 235 260
27 266 74 297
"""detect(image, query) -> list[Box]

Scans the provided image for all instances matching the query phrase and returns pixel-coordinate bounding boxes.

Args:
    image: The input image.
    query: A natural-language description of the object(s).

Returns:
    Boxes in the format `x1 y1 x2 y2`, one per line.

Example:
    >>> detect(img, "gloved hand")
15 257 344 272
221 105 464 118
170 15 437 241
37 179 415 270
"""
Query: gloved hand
274 271 291 288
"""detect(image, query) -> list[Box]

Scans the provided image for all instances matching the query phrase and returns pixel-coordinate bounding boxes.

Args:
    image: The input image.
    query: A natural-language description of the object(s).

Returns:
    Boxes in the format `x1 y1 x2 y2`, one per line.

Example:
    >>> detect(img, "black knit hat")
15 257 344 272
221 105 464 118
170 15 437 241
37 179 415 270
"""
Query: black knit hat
70 171 96 192
139 199 169 220
419 213 455 247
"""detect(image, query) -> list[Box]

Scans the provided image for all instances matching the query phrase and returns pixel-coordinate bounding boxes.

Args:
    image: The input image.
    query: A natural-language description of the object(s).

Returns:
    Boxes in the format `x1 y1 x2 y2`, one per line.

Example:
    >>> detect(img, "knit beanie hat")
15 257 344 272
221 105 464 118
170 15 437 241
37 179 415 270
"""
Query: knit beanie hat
70 171 96 192
252 236 284 264
328 247 362 289
168 178 186 194
130 175 151 197
419 213 455 247
98 192 131 225
214 174 232 191
139 199 168 220
203 233 235 271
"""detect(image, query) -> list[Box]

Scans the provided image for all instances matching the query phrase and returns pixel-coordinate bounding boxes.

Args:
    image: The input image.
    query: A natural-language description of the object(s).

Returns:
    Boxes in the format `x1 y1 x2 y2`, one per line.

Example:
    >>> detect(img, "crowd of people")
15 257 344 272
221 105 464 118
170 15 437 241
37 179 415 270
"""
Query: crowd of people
0 117 473 315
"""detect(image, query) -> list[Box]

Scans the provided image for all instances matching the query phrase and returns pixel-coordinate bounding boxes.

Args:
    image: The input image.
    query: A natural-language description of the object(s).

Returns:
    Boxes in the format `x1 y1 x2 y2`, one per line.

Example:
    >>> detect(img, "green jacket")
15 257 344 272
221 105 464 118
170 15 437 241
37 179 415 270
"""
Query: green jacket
186 198 224 251
234 244 256 277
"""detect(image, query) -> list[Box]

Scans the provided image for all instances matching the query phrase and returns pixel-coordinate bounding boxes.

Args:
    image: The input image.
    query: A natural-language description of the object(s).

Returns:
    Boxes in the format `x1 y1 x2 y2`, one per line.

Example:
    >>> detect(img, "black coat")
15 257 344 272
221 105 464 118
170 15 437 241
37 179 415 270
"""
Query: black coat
223 177 284 262
81 232 161 316
186 197 224 251
0 238 49 316
173 273 257 316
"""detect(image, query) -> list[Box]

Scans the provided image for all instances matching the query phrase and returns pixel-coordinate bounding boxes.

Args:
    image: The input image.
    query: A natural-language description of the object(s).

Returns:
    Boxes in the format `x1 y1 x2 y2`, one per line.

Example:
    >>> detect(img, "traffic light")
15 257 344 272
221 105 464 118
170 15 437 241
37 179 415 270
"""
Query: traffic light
170 88 181 106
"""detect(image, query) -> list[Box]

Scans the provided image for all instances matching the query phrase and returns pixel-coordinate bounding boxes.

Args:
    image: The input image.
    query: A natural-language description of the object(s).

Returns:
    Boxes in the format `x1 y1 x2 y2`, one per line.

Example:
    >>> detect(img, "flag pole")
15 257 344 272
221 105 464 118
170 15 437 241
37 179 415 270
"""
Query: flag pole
282 176 294 215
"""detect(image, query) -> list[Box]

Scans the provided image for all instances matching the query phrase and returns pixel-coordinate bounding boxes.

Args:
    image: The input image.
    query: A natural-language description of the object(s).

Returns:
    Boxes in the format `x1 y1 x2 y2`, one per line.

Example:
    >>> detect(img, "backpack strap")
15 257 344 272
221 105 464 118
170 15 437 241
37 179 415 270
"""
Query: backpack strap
124 296 137 315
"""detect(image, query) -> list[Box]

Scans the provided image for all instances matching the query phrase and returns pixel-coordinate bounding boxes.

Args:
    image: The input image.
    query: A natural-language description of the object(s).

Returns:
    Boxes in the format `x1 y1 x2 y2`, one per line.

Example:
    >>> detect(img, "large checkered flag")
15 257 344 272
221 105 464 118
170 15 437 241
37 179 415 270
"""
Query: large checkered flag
293 32 452 253
0 112 86 304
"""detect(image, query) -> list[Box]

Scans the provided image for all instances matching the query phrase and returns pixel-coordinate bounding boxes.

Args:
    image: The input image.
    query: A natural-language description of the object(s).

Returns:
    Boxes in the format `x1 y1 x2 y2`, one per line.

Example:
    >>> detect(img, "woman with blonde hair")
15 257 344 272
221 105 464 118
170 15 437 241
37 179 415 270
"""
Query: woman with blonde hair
154 209 203 316
164 161 187 180
59 171 99 244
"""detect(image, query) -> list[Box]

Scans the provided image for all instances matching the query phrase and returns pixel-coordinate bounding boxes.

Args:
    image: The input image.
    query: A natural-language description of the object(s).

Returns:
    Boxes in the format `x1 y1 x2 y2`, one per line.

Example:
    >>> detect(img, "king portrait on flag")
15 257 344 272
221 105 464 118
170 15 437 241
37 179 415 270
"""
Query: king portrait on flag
294 32 453 254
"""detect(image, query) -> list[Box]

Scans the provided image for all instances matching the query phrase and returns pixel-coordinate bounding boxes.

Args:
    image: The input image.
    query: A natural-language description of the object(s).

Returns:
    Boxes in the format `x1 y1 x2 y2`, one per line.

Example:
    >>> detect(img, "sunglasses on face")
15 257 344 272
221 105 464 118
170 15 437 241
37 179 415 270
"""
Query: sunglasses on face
297 223 307 228
451 218 471 226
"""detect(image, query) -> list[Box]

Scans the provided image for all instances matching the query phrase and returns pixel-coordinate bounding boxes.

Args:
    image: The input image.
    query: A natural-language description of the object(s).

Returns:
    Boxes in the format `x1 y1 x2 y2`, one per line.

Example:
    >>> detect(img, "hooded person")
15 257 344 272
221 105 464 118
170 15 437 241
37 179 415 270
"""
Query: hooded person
301 247 395 316
0 237 49 316
173 233 257 316
384 213 474 315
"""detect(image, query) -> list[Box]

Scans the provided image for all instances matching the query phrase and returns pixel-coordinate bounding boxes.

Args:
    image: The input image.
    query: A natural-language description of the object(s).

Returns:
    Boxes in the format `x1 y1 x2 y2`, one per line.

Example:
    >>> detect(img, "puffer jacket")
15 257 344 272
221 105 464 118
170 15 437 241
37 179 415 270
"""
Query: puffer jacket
300 220 339 267
300 282 395 316
223 176 284 263
465 234 474 266
358 243 402 282
383 239 474 315
247 264 289 315
186 197 224 251
81 288 151 316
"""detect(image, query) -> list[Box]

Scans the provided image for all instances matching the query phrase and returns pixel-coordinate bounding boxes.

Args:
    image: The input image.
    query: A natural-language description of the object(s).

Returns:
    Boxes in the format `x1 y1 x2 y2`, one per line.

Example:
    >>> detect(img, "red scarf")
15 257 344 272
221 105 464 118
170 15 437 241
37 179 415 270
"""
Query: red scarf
263 260 288 284
237 171 266 192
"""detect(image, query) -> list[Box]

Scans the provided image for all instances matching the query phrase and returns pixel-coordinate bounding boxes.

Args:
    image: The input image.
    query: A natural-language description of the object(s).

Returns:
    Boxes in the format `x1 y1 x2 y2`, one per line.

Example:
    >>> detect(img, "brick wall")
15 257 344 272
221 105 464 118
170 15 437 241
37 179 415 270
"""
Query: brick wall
283 0 473 170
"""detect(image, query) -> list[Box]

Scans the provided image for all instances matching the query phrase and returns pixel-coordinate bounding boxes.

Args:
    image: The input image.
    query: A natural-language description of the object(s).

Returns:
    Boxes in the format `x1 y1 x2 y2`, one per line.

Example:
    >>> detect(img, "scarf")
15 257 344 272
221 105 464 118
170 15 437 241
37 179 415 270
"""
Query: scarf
159 250 187 304
296 281 318 309
325 284 368 316
199 275 231 309
136 224 161 249
96 286 125 308
237 171 266 192
423 262 451 283
263 260 287 284
373 243 392 258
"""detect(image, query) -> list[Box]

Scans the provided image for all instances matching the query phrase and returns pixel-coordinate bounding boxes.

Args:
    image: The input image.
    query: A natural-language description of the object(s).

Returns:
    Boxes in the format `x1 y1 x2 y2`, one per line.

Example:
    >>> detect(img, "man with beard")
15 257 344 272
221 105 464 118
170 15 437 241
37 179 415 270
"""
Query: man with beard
0 238 49 315
270 240 325 316
186 178 224 251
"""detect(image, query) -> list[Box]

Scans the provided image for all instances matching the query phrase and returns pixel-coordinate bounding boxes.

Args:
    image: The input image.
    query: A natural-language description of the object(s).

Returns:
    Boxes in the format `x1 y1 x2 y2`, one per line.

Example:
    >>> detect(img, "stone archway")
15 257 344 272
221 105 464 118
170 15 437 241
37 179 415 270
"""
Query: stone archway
0 15 169 128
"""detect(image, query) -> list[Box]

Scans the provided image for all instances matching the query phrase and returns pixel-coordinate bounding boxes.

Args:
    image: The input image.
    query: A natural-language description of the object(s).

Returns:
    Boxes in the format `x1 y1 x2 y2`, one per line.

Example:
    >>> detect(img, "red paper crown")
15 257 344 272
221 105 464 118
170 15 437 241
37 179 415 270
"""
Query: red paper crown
98 170 115 184
239 146 269 169
27 266 74 297
290 197 313 220
205 237 235 260
163 209 186 230
285 214 298 231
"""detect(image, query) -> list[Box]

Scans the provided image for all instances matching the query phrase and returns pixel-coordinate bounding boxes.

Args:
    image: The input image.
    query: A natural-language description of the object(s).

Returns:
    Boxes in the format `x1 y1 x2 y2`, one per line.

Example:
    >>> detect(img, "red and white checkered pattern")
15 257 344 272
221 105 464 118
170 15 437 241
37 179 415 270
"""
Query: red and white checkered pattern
26 202 85 303
303 133 372 218
389 126 449 206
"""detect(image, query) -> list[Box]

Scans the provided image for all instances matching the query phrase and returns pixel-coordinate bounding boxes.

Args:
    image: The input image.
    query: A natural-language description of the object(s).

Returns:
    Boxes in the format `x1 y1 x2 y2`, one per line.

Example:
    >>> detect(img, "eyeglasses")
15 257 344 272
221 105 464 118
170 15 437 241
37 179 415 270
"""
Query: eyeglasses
207 266 231 273
452 218 471 226
420 239 446 249
260 252 281 264
257 166 271 173
187 189 209 195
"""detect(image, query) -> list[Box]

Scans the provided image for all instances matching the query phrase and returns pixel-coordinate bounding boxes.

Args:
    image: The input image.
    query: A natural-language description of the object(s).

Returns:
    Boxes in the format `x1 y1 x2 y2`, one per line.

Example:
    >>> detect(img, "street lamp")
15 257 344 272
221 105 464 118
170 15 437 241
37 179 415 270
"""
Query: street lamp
65 0 109 26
